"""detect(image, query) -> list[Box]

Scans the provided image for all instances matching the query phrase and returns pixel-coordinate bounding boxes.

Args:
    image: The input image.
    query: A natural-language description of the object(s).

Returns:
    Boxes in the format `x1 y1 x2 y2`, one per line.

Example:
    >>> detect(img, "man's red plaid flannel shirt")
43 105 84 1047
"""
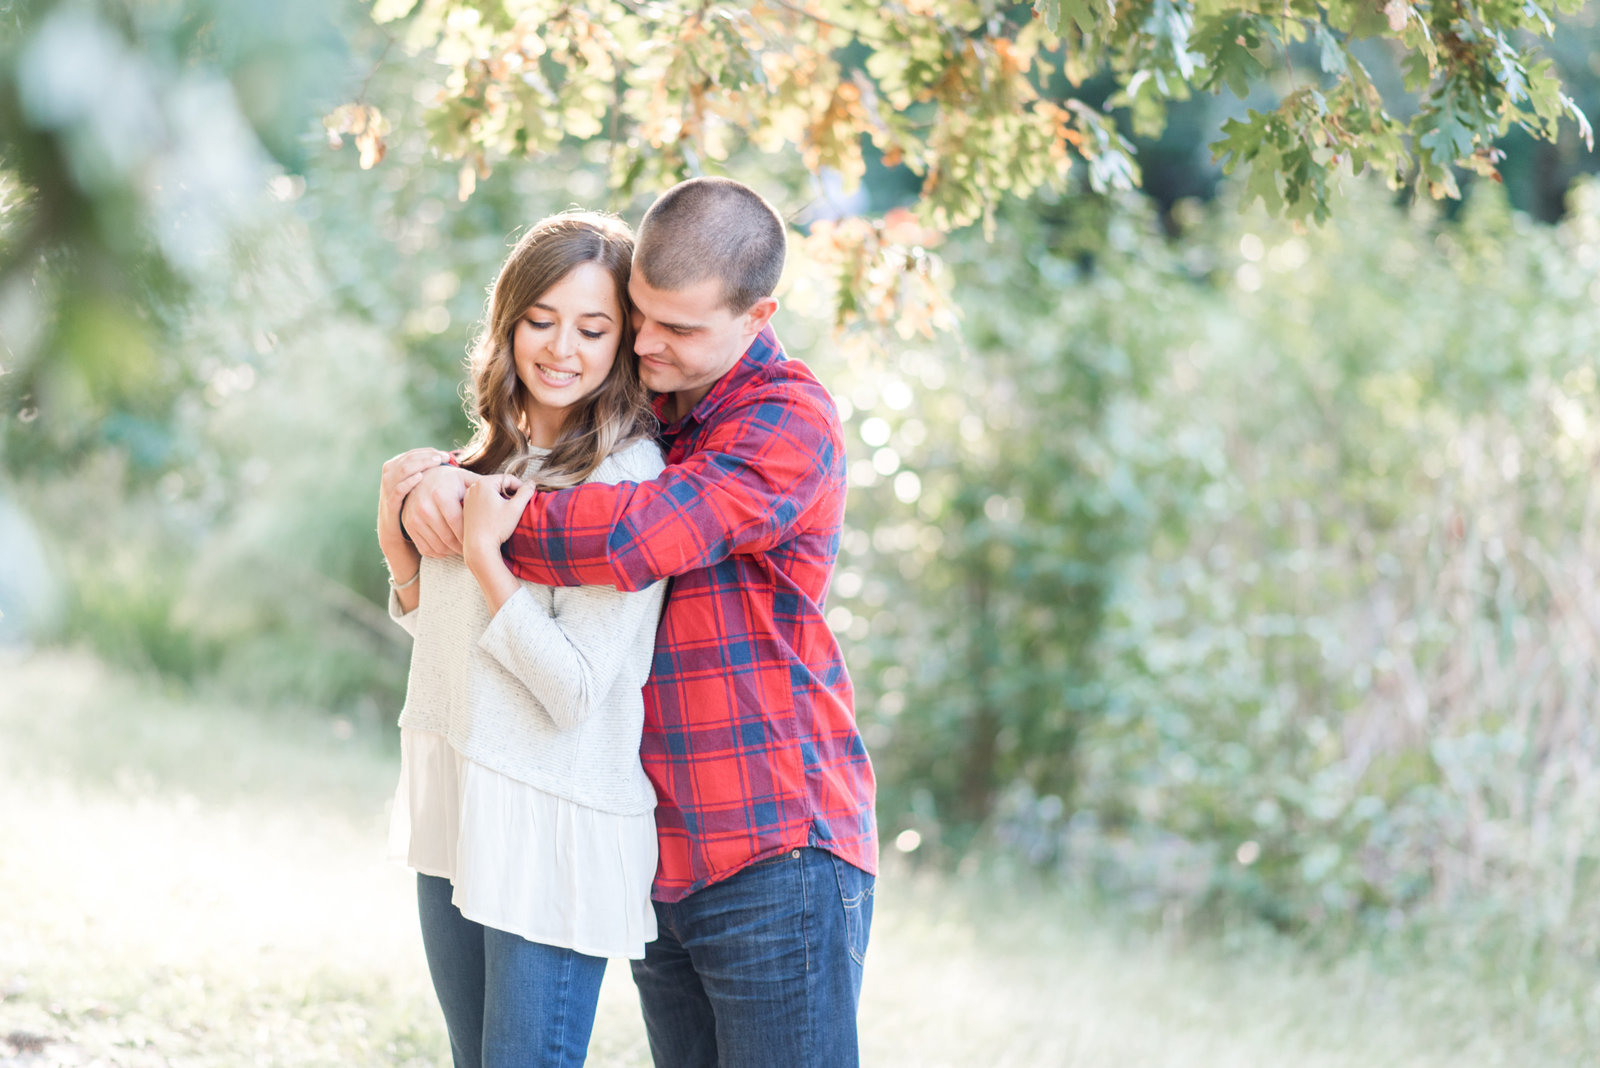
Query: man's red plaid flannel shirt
502 326 878 901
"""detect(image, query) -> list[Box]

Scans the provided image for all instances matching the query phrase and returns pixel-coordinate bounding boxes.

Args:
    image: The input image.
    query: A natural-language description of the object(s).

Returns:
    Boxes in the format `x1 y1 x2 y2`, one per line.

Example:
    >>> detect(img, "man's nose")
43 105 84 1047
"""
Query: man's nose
634 321 665 354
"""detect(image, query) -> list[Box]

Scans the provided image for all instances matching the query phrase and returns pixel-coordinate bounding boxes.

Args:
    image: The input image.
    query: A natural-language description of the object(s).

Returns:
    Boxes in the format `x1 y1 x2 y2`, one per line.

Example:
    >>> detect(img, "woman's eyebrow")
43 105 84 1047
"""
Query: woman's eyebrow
529 301 614 322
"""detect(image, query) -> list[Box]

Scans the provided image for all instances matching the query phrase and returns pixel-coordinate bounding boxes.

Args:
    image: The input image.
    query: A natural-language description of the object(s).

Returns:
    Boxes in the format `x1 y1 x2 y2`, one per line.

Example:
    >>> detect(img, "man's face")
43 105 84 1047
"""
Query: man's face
629 273 769 418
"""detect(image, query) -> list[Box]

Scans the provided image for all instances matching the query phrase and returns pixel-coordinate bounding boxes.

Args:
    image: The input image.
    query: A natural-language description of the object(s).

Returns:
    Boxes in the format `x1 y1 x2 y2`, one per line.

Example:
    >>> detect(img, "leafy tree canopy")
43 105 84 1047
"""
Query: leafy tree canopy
0 0 1592 407
364 0 1591 228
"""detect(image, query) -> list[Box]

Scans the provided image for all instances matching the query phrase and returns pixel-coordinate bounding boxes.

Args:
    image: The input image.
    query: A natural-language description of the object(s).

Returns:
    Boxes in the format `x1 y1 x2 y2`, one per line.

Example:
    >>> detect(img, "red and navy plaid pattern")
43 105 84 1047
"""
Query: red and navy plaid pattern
503 326 878 901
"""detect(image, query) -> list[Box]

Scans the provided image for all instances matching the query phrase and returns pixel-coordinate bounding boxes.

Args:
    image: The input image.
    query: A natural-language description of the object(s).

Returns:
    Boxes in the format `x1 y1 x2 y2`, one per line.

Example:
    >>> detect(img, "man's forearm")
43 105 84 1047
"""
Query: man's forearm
503 482 654 591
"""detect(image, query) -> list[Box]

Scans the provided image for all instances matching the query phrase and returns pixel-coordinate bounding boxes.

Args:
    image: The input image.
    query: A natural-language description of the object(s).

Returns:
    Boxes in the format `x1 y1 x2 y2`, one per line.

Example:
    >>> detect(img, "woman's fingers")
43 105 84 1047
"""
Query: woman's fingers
382 449 449 491
472 472 520 498
400 446 447 467
395 470 427 498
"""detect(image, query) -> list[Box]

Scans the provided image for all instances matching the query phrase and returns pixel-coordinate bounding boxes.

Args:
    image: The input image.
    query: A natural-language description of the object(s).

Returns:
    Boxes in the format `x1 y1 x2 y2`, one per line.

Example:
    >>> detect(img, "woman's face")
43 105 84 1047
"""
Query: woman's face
511 260 624 440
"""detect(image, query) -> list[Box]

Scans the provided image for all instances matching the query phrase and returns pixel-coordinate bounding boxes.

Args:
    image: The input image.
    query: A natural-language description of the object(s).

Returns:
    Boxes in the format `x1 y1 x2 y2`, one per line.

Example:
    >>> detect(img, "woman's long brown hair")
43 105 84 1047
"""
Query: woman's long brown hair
455 211 654 487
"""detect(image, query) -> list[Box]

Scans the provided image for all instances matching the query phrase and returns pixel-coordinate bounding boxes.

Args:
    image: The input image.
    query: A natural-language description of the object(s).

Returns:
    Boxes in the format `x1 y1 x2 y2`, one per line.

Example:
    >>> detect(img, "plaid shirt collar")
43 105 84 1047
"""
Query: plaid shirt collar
653 326 784 435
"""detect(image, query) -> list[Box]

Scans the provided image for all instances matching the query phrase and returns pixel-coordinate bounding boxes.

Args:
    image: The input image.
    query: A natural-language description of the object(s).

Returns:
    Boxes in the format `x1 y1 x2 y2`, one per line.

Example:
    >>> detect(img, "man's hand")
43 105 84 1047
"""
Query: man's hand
401 464 477 557
378 448 451 555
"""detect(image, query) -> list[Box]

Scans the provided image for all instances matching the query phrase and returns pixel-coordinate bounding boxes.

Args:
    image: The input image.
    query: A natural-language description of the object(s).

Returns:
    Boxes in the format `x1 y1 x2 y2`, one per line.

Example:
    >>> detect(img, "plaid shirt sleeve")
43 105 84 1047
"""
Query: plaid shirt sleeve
501 387 840 590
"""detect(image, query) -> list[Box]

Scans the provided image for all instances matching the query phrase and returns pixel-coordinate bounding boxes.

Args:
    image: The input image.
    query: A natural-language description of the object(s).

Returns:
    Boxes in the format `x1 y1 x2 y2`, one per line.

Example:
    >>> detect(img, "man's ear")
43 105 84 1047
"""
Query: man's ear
742 296 779 334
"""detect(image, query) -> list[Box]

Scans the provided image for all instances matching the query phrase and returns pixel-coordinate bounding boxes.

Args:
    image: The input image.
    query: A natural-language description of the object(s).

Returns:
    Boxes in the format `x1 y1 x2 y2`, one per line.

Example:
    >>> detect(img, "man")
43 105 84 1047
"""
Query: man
402 176 878 1066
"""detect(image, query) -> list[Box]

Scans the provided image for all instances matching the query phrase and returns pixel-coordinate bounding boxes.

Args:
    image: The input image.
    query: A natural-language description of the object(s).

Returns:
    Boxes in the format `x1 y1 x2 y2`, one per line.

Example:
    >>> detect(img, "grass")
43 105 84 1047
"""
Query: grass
1 647 1593 1066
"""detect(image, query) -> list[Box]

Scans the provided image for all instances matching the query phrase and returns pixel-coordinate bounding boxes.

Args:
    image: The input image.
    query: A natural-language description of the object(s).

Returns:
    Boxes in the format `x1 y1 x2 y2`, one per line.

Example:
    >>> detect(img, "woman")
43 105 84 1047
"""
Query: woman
374 211 664 1068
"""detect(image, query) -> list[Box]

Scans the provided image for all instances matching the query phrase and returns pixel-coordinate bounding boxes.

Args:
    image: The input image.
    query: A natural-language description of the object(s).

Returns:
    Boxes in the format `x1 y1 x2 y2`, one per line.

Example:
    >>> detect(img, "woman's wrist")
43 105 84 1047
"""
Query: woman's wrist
388 566 421 590
381 539 422 577
464 538 518 615
461 535 502 576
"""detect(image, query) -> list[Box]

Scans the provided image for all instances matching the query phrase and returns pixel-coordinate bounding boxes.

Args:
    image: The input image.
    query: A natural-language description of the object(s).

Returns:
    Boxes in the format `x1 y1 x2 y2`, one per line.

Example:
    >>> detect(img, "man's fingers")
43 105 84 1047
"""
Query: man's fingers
412 492 466 558
413 517 452 558
443 499 465 551
402 494 441 558
427 510 463 556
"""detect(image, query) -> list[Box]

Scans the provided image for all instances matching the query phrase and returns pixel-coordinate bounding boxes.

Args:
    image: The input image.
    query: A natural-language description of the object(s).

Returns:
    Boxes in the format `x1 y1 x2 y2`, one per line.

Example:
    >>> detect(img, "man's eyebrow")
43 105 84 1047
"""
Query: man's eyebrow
529 300 614 322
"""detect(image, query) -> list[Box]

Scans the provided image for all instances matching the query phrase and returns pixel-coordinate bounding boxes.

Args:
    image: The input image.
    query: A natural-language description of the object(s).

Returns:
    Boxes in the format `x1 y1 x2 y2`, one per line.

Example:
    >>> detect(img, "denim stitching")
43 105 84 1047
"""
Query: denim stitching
546 950 571 1068
801 847 816 1063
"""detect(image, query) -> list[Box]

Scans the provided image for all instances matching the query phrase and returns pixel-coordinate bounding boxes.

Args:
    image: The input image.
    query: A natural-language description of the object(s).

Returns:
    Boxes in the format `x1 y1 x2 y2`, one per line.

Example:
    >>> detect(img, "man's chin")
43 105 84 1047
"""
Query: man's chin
639 369 676 394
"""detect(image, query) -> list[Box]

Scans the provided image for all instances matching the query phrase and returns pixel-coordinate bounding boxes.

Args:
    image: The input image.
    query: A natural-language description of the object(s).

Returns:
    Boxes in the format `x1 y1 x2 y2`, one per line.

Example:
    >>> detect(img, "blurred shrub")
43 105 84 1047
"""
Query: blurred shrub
2 5 615 713
838 179 1600 957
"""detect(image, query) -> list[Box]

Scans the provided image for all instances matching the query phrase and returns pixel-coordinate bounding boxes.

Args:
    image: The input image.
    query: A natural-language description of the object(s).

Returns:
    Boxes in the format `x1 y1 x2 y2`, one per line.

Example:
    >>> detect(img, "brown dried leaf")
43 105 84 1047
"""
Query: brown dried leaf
356 129 386 169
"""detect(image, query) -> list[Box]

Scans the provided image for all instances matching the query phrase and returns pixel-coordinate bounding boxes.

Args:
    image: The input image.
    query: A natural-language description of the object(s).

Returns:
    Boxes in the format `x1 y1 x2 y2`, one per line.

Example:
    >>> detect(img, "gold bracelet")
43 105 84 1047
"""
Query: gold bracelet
388 567 421 591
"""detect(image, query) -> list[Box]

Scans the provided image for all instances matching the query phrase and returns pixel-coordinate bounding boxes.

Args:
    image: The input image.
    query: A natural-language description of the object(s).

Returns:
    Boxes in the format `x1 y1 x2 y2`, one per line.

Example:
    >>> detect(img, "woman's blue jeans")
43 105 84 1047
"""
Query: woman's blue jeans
629 847 875 1067
416 873 607 1068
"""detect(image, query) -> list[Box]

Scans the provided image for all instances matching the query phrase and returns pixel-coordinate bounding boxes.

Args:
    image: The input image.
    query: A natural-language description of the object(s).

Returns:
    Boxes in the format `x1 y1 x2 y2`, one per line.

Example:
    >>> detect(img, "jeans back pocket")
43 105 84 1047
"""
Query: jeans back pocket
829 854 875 967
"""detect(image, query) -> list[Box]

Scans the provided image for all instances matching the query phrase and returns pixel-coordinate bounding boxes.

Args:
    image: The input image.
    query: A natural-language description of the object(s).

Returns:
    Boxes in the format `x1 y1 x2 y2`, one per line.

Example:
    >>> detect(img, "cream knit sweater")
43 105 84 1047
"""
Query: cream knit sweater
388 437 667 817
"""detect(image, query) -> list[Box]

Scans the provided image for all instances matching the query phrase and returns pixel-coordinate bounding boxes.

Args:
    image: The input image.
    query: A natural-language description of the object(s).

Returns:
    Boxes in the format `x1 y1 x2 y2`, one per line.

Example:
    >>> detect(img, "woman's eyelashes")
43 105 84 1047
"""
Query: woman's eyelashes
524 318 607 340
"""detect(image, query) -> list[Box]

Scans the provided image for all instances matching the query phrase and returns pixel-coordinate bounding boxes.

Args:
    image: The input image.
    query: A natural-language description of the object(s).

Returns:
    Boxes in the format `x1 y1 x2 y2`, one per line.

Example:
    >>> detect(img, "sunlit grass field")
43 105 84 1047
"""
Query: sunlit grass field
1 648 1589 1066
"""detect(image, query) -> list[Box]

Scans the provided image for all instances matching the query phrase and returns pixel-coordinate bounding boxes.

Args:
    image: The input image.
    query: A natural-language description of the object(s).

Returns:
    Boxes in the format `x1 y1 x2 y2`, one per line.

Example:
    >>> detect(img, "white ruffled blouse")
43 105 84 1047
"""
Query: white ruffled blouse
385 439 666 959
387 730 658 958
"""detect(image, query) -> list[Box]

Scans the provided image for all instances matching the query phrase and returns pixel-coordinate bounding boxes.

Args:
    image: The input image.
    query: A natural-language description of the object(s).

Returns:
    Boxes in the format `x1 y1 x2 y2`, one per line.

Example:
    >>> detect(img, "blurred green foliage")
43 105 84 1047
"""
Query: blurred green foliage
836 180 1600 971
0 0 642 708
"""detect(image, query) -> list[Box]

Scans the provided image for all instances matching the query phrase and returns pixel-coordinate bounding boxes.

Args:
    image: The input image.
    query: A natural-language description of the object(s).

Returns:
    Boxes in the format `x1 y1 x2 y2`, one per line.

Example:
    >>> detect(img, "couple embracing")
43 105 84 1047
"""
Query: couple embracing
374 176 878 1068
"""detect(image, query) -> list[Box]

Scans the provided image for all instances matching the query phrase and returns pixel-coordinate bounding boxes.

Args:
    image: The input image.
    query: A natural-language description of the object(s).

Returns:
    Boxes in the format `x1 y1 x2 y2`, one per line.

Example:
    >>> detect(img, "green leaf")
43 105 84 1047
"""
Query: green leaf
1416 89 1477 162
1242 151 1284 214
1057 0 1101 35
1192 15 1267 100
1212 113 1267 175
1315 26 1348 77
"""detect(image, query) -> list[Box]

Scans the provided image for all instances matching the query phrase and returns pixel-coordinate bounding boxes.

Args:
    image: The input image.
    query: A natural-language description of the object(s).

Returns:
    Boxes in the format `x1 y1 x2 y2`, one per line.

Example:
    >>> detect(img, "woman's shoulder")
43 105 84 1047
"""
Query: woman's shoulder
589 436 666 486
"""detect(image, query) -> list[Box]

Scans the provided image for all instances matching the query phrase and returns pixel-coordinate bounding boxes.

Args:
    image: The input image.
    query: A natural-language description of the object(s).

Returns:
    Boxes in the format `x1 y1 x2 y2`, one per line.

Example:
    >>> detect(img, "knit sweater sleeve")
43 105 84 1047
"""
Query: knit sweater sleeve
388 588 420 638
476 579 663 732
475 438 667 732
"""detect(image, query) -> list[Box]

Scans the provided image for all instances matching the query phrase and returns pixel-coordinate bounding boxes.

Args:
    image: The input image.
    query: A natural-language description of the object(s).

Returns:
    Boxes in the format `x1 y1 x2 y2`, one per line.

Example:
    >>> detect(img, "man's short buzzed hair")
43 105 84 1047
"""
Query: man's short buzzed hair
634 177 786 314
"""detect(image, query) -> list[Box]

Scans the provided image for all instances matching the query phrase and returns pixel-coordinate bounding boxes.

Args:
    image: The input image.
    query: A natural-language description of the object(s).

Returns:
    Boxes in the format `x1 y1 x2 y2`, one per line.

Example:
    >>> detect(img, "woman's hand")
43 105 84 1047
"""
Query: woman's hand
379 447 450 613
462 474 537 615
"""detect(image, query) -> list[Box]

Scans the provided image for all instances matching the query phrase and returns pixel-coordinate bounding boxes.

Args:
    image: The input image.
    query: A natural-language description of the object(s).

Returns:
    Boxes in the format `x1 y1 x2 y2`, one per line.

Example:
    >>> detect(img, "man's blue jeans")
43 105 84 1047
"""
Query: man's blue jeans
416 873 607 1068
630 847 875 1067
